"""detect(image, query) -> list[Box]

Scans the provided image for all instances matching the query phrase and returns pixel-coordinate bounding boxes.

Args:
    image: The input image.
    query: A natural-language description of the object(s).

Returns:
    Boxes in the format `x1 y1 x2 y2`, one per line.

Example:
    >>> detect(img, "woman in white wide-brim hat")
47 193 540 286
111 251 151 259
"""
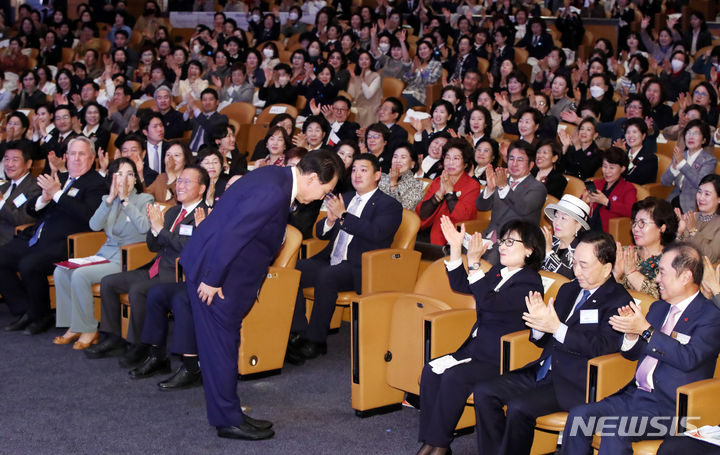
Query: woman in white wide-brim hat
541 194 591 279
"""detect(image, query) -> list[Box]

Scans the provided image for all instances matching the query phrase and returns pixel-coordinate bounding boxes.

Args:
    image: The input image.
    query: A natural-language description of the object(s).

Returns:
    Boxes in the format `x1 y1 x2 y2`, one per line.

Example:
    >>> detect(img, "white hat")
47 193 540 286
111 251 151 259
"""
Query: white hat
545 194 591 231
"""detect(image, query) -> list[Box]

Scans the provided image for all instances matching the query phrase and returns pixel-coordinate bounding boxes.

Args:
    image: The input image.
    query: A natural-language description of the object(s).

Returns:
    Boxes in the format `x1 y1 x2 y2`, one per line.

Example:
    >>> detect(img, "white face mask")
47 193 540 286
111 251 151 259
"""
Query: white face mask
289 12 299 20
378 42 390 54
634 64 642 73
251 14 261 22
589 85 605 99
671 58 684 72
263 48 274 59
192 44 200 54
308 48 320 57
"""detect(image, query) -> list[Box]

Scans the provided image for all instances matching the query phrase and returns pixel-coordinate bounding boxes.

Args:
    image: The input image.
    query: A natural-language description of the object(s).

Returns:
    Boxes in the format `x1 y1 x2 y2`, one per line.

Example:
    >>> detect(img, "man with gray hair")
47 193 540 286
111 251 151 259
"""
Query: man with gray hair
0 136 107 335
153 85 188 140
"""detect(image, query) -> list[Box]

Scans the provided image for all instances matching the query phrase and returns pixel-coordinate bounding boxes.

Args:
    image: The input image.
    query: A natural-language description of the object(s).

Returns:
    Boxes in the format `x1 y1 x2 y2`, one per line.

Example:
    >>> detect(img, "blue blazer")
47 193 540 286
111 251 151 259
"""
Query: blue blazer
447 265 544 367
621 294 720 410
312 189 403 292
180 166 293 325
527 276 630 410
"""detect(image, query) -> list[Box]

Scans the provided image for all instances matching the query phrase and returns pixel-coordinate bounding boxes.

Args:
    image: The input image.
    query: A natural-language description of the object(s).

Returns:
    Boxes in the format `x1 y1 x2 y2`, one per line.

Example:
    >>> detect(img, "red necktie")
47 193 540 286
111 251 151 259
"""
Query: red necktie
148 208 187 278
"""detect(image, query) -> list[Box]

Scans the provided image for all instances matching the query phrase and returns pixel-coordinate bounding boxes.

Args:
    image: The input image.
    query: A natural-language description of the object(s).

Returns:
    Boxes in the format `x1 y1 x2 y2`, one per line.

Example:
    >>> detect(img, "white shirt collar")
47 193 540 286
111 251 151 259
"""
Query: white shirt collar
11 172 30 187
290 166 299 206
181 199 202 214
668 291 699 318
83 124 99 136
509 174 529 187
354 187 378 205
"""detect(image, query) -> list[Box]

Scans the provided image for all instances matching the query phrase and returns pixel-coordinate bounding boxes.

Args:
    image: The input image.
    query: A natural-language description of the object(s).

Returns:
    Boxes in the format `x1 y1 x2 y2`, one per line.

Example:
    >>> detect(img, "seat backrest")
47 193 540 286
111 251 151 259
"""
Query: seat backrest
538 270 570 302
391 209 421 249
273 225 302 268
657 154 672 181
657 139 676 158
413 257 483 310
628 289 655 316
563 175 585 197
220 101 256 124
385 293 453 395
256 104 298 126
632 183 650 201
382 77 405 99
361 249 421 295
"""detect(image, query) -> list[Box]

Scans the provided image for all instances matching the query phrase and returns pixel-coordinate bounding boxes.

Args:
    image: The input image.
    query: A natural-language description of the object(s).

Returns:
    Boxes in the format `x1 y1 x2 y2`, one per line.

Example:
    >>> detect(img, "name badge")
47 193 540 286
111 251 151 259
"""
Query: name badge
67 188 79 197
580 309 599 324
674 332 691 345
179 224 193 236
13 193 28 207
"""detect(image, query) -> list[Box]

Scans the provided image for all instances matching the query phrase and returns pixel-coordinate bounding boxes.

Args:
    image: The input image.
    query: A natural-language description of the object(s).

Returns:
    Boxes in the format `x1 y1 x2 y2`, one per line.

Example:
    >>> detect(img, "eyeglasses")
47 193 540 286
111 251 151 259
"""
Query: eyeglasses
498 238 524 247
693 91 708 98
366 134 381 140
686 130 702 137
631 219 651 229
176 178 198 186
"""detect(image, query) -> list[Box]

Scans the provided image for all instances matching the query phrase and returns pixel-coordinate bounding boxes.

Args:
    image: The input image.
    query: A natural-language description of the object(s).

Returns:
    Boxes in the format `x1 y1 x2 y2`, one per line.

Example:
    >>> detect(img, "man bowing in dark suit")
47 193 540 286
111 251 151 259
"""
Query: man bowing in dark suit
472 231 631 454
0 137 107 334
561 242 720 455
179 151 344 440
287 153 403 361
0 141 41 246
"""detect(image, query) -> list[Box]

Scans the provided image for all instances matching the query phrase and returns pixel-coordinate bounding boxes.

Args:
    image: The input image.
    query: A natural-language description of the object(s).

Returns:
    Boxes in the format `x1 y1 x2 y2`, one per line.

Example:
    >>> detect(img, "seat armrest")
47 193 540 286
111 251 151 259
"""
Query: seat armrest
15 223 34 235
500 330 541 374
586 353 637 403
301 238 329 259
677 378 720 432
423 308 475 361
67 231 106 258
121 242 155 271
643 183 672 200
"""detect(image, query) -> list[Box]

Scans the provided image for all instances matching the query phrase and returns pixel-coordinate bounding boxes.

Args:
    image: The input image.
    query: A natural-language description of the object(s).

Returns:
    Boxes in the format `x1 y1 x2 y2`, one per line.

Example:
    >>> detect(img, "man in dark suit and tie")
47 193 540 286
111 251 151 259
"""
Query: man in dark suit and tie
0 141 41 246
323 96 360 147
179 151 344 440
40 104 79 171
560 243 720 454
287 153 403 361
0 137 107 334
86 166 209 367
186 88 228 154
472 231 631 454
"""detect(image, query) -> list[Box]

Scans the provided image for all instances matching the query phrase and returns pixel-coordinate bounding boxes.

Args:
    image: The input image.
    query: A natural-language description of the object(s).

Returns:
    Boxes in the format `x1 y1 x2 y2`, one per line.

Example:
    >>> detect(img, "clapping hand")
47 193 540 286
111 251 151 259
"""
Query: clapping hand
494 166 508 189
541 225 554 254
324 193 347 225
47 151 67 174
466 232 487 264
106 172 119 204
97 147 109 173
37 172 62 203
146 203 165 233
701 256 720 298
671 146 684 169
292 132 308 148
523 291 561 334
195 207 207 226
439 215 465 260
609 301 650 339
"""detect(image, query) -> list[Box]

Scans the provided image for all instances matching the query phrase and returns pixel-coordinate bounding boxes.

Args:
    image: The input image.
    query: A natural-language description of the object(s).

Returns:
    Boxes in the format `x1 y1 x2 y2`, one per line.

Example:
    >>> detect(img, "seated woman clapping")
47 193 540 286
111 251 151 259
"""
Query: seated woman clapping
53 158 154 349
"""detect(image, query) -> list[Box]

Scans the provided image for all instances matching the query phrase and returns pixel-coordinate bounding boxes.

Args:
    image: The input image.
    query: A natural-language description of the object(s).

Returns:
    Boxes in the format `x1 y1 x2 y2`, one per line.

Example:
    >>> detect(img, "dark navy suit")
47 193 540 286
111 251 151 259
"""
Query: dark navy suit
561 294 720 455
291 188 403 343
180 166 294 427
418 264 544 448
473 276 631 454
624 146 658 186
141 282 196 355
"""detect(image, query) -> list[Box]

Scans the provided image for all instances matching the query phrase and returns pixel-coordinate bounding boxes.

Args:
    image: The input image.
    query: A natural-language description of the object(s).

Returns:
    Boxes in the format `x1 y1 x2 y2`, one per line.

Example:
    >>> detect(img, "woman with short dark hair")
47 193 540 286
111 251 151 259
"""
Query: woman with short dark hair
583 147 638 233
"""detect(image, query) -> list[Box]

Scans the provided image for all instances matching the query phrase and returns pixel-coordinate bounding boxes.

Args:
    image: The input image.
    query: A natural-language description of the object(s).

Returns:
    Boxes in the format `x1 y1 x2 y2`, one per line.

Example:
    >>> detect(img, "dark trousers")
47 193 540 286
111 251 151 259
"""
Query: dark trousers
419 356 498 448
658 435 720 455
141 282 197 355
560 387 674 455
99 268 174 343
291 257 355 343
473 366 562 455
187 278 245 427
0 237 65 320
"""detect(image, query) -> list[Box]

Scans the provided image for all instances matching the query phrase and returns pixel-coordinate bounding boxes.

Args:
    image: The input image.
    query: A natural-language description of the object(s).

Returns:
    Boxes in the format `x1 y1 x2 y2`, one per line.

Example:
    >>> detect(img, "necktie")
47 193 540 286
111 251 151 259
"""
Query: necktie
148 208 187 278
9 182 16 195
190 116 208 152
330 196 361 266
536 289 591 381
635 304 682 392
150 144 159 172
509 179 520 190
532 35 539 46
29 177 76 247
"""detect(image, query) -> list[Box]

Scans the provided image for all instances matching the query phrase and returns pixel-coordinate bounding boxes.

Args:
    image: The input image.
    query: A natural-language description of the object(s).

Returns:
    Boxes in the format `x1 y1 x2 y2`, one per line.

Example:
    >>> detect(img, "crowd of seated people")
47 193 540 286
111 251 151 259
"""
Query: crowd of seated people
2 0 720 451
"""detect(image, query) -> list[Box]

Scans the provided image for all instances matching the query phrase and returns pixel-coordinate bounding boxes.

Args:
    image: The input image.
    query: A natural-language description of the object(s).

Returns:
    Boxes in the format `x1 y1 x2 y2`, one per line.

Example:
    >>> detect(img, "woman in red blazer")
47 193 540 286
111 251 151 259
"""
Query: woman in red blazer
582 147 638 233
417 138 482 245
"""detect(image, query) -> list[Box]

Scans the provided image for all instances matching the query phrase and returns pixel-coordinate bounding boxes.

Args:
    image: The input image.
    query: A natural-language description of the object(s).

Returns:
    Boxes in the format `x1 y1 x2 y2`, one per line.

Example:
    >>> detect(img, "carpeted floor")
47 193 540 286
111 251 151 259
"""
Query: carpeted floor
0 305 477 454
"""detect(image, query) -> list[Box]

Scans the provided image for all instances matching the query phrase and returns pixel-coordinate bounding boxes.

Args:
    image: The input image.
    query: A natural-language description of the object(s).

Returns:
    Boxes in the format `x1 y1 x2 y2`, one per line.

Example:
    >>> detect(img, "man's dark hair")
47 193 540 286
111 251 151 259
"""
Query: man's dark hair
140 111 163 132
114 84 132 97
353 152 381 173
184 164 211 199
8 111 30 131
201 87 219 100
296 149 344 184
498 220 546 271
663 242 704 285
578 230 617 265
332 95 351 110
114 29 129 40
385 97 404 121
4 140 32 162
274 63 292 75
55 104 76 118
508 140 536 164
121 133 145 151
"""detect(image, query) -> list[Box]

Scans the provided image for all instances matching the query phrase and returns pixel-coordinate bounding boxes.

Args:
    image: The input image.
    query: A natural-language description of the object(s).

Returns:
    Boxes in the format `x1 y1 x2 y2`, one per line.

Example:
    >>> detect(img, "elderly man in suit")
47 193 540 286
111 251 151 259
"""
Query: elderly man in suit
185 88 228 154
287 153 404 362
472 231 631 454
154 86 188 140
377 97 409 153
86 166 209 367
179 150 344 440
560 242 720 454
322 96 360 147
0 141 41 246
0 137 107 334
476 140 547 264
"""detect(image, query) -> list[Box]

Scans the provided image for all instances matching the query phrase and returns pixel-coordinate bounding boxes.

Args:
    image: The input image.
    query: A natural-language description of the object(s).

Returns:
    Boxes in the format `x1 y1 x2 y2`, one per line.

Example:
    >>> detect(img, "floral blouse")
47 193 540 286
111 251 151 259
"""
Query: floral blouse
378 171 425 210
621 249 661 299
401 60 442 104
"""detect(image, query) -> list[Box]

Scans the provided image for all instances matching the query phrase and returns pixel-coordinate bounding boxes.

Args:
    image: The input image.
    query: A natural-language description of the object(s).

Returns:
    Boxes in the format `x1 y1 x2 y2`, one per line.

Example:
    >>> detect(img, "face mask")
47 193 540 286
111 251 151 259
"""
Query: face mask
251 14 261 22
263 48 274 59
634 65 642 73
289 12 299 20
308 48 320 57
589 85 605 99
193 44 200 54
671 59 684 72
378 42 390 54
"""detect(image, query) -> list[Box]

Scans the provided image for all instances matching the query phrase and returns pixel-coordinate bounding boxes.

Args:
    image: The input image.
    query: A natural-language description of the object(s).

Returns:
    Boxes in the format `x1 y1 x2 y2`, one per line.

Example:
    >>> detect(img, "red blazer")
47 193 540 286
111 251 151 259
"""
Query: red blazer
591 178 637 232
417 172 482 245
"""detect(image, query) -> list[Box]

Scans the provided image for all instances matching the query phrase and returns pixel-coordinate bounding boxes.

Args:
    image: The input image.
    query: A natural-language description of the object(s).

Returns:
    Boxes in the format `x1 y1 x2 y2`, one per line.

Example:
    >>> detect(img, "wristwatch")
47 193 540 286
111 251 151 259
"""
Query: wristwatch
469 262 482 271
339 211 347 225
640 326 655 343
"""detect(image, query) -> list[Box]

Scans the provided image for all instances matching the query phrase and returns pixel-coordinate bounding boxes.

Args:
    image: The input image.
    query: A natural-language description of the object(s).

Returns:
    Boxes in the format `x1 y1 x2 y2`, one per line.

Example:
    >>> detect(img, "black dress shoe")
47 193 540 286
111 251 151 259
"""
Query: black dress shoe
85 337 127 359
3 314 30 332
243 415 273 431
300 340 327 359
157 365 202 390
284 342 306 365
23 314 54 335
216 423 274 440
119 344 150 368
129 355 171 379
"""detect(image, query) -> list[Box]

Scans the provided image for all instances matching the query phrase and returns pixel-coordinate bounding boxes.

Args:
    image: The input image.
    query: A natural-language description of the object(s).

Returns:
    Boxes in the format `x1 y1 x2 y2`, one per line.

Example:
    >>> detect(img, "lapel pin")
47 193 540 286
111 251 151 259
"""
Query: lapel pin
684 317 688 322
